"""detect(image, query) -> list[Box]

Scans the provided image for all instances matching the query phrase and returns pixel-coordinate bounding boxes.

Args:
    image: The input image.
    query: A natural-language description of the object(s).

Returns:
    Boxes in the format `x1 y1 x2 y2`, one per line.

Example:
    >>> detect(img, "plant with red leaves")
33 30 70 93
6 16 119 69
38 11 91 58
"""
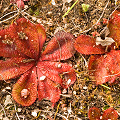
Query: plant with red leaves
0 18 76 106
88 107 118 120
10 0 29 9
88 107 101 120
74 9 120 85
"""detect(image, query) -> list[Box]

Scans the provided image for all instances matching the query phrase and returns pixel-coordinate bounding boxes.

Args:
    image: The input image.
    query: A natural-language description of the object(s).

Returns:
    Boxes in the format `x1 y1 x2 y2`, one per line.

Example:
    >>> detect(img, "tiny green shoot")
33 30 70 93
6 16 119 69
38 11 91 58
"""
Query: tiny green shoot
81 3 90 12
101 84 110 90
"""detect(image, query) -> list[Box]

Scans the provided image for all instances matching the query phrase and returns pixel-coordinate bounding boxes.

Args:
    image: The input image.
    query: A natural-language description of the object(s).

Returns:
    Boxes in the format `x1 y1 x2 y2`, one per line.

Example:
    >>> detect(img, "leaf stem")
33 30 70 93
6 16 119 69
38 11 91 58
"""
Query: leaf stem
62 0 79 18
101 84 110 89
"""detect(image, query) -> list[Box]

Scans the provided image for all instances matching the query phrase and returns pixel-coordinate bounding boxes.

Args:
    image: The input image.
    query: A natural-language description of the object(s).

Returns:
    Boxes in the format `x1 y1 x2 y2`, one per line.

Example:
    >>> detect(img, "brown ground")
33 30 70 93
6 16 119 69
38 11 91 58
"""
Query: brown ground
0 0 120 120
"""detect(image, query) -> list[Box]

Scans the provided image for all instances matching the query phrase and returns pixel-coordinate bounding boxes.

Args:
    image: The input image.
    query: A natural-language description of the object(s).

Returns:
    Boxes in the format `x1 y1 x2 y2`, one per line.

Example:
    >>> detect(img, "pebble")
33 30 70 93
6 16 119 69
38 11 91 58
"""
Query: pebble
17 108 22 112
3 117 9 120
31 111 37 117
4 95 12 106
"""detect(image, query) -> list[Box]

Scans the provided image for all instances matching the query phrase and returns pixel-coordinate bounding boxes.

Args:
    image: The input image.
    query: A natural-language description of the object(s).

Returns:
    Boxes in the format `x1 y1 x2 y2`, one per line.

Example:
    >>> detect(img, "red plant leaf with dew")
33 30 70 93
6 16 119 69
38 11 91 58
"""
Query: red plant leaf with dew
108 9 120 46
41 31 76 61
74 35 105 54
88 107 101 120
89 50 120 85
102 107 118 120
0 18 76 106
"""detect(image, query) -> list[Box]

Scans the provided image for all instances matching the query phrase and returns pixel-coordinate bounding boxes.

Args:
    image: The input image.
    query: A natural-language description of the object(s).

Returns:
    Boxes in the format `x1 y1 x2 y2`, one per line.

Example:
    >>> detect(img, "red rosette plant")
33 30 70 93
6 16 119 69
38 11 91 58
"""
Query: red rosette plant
0 18 76 106
74 9 120 85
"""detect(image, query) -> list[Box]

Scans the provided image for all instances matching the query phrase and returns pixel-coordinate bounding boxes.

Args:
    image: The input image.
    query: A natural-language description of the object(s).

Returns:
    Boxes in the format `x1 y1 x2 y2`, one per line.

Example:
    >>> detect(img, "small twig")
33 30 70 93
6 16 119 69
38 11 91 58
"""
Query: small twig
38 110 69 120
79 53 88 68
21 12 35 24
60 94 72 97
54 102 61 120
0 103 7 118
0 12 19 24
14 103 20 120
62 0 79 18
100 84 110 90
0 4 30 24
108 4 120 21
0 10 18 20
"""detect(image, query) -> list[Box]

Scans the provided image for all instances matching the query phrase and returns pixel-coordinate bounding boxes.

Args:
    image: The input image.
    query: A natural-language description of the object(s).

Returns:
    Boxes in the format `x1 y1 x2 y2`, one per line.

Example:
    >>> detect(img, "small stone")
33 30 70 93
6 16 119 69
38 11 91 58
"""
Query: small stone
62 89 67 94
51 0 56 5
17 108 22 112
4 35 7 39
31 111 37 117
5 87 11 90
73 91 76 95
37 19 41 23
25 36 28 40
83 86 88 90
32 17 37 21
4 95 12 106
3 117 9 120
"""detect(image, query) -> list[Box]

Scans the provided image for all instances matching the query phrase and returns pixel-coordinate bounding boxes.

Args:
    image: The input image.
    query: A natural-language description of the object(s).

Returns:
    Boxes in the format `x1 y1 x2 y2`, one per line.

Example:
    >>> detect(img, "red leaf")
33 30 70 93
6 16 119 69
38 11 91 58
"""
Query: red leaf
88 107 101 120
36 24 46 52
16 0 25 9
37 75 61 103
89 50 120 84
9 18 45 59
108 9 120 46
37 61 76 88
74 35 105 54
0 29 26 58
102 107 118 120
12 67 37 106
41 31 76 61
0 57 35 80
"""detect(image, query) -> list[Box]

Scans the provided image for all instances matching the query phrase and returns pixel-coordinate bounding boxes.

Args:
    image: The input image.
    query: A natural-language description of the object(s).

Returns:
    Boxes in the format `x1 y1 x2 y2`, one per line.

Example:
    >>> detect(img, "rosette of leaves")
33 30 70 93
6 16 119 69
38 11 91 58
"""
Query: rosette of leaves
0 18 76 106
88 107 118 120
74 9 120 85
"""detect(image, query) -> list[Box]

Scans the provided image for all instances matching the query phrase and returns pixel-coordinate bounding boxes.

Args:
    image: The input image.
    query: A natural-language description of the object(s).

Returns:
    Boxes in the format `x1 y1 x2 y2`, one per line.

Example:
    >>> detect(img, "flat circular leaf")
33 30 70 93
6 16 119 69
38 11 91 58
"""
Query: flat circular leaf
88 107 101 120
102 107 118 120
